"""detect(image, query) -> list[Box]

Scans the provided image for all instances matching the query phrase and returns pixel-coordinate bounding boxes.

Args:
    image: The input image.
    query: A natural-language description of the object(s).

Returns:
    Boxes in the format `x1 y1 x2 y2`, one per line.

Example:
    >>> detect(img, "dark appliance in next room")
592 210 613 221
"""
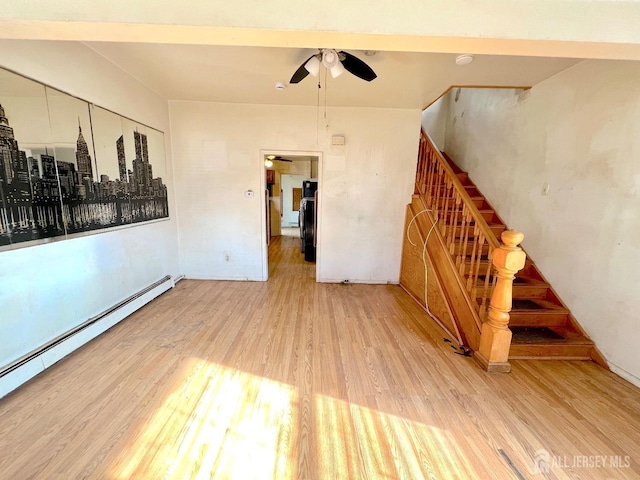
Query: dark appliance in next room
299 180 317 262
302 180 318 198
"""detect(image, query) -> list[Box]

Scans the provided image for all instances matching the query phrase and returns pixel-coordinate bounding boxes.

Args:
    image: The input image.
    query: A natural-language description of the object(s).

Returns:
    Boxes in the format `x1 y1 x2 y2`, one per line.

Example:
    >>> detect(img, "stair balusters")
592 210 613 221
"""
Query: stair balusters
414 131 501 337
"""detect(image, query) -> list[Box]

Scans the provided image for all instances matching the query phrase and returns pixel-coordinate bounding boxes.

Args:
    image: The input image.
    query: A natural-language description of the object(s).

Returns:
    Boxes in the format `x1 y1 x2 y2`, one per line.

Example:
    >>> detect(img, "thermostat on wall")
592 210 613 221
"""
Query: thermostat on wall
332 135 345 146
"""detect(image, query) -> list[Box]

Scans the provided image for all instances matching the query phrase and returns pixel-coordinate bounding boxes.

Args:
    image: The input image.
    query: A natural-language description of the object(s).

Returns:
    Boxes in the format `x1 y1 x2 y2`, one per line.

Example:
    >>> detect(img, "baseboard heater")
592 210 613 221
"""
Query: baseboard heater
0 275 175 399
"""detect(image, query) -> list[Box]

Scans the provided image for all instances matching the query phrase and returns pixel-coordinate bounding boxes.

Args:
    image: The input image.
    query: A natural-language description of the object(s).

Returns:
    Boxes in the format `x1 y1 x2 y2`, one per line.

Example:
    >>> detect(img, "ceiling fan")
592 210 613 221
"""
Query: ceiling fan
289 49 377 84
266 155 292 162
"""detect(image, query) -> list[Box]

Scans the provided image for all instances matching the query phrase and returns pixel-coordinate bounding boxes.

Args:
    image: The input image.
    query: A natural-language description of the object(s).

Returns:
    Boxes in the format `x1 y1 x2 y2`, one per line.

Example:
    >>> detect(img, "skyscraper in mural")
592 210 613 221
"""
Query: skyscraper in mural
116 135 127 182
75 121 93 181
0 104 30 200
131 130 154 196
0 104 17 183
134 130 148 163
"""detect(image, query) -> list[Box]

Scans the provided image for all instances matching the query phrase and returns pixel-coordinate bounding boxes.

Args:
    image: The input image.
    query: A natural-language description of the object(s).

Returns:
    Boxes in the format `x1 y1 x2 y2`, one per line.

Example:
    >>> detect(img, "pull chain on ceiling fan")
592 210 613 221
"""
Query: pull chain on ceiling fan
290 49 377 84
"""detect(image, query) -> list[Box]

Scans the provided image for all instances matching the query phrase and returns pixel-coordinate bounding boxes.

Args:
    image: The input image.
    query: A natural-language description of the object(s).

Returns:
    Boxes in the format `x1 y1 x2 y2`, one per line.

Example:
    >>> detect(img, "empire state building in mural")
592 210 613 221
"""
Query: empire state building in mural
76 123 93 181
0 103 169 248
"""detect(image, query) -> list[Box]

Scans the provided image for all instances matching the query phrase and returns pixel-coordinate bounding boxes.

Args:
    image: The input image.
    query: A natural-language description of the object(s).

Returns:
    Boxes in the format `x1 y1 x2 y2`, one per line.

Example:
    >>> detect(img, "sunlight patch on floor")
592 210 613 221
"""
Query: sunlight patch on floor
315 394 478 479
109 358 476 479
112 358 298 480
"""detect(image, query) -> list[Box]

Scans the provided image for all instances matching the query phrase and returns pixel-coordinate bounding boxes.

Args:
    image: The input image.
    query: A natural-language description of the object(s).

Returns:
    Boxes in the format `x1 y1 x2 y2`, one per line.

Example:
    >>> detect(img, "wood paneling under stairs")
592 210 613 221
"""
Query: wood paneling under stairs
1 236 639 478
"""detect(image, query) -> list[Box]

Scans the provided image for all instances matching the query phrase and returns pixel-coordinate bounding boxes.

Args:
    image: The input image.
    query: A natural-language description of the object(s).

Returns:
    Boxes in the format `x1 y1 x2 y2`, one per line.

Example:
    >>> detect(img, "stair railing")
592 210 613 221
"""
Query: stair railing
414 130 525 371
415 131 501 322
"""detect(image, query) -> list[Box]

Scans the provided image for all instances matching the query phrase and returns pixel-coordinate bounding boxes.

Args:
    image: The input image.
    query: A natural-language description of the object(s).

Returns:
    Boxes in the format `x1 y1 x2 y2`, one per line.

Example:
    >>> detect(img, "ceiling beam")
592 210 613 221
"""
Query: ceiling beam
1 21 640 61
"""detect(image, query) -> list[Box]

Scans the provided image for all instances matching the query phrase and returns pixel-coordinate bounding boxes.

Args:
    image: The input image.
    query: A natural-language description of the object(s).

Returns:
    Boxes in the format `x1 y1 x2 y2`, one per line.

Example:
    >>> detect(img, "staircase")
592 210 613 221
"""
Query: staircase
401 131 605 367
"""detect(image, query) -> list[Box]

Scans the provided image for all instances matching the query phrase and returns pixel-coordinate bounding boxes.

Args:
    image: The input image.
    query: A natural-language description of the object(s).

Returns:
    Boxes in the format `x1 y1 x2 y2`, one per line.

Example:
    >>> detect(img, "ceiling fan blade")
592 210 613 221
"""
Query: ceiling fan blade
275 156 293 162
289 55 316 84
339 51 377 82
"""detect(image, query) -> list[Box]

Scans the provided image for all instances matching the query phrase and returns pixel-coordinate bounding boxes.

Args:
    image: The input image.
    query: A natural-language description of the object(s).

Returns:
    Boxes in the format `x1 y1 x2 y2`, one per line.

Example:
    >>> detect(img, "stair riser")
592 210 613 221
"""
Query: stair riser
510 344 593 359
470 284 552 300
512 285 552 299
508 312 569 328
465 284 560 298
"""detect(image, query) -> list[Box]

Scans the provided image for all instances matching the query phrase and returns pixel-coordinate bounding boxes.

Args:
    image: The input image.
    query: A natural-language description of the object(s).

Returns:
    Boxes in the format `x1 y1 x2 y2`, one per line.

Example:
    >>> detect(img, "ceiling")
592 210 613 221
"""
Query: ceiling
86 43 581 109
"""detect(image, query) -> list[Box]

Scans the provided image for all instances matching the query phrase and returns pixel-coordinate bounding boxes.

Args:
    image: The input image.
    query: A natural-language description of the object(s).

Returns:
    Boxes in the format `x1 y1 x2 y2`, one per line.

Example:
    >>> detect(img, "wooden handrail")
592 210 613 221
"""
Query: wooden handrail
417 131 500 249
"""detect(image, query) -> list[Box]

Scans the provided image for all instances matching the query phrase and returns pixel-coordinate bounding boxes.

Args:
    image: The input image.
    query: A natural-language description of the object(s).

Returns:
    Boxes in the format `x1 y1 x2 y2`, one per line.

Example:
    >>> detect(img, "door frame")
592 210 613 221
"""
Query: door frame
259 149 322 281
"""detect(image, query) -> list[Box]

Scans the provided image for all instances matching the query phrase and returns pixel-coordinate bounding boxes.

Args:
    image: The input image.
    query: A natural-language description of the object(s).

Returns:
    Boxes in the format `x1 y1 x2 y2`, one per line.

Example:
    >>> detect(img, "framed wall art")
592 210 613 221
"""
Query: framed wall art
0 67 169 251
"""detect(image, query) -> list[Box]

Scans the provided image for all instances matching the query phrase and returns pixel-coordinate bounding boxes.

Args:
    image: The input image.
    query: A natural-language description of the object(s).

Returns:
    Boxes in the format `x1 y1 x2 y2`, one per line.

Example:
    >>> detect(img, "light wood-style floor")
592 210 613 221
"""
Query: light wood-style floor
1 235 640 479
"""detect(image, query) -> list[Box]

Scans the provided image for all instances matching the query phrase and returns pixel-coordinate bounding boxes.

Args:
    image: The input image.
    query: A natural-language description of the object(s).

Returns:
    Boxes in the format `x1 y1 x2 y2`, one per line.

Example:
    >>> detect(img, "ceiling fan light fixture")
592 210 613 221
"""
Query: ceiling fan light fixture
322 49 340 69
265 159 274 167
329 61 345 79
304 55 321 77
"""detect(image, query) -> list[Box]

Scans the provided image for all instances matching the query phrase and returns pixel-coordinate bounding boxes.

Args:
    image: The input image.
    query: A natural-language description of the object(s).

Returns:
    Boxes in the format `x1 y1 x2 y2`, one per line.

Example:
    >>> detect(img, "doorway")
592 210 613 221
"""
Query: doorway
261 151 320 281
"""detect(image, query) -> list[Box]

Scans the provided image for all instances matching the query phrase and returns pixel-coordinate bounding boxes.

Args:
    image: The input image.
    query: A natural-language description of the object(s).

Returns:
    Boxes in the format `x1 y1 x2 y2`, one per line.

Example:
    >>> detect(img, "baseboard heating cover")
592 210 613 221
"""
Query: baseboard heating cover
0 275 175 399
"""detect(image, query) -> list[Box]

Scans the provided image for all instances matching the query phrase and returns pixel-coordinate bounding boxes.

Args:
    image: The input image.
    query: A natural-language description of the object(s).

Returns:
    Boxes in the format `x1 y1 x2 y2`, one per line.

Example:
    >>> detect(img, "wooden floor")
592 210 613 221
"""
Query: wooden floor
1 235 640 479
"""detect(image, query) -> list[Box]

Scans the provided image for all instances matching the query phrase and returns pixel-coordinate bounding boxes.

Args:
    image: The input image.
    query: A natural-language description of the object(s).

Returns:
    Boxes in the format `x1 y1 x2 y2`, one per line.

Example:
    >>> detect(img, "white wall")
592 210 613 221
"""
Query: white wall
0 40 179 368
170 101 420 283
443 60 640 385
421 94 450 149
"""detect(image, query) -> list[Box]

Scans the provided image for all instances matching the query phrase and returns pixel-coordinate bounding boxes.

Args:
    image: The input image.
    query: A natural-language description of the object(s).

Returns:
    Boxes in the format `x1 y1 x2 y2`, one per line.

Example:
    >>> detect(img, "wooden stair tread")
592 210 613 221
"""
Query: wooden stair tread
510 327 592 344
512 276 547 286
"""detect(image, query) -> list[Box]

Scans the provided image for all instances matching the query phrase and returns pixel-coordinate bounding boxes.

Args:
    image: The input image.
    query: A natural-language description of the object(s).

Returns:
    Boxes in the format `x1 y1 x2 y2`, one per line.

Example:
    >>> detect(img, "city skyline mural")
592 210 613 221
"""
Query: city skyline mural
0 68 168 250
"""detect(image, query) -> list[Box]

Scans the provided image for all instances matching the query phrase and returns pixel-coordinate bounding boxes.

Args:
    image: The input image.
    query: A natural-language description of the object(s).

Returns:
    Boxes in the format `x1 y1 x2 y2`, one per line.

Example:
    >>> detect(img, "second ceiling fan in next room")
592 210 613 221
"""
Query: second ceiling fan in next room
266 155 292 162
289 49 377 84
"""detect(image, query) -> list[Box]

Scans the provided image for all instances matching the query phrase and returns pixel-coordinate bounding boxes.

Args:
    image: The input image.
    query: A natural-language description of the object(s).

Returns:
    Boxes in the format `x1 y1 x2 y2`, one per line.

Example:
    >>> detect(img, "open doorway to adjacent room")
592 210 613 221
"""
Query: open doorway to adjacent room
262 152 320 281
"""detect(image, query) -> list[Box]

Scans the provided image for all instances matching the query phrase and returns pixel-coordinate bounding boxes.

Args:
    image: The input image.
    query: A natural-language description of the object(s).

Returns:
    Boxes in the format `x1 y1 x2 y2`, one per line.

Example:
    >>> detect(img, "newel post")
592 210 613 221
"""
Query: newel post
474 230 526 373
